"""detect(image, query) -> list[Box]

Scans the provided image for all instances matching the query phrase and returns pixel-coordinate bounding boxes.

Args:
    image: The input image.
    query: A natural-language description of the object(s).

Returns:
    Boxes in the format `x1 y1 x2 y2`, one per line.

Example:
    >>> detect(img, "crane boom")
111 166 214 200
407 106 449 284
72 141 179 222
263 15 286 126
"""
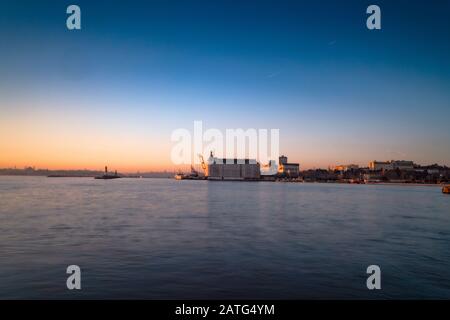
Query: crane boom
198 154 207 171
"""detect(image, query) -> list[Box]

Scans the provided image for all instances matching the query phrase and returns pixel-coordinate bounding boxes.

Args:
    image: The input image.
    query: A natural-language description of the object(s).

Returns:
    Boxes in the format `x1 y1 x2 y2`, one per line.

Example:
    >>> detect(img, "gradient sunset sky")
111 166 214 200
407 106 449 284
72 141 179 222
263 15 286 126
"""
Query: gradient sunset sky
1 0 449 171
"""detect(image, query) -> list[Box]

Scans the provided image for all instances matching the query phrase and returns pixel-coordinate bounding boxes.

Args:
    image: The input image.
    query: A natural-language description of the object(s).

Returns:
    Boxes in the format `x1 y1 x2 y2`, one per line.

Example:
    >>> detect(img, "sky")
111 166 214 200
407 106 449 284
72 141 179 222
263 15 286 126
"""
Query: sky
0 0 449 171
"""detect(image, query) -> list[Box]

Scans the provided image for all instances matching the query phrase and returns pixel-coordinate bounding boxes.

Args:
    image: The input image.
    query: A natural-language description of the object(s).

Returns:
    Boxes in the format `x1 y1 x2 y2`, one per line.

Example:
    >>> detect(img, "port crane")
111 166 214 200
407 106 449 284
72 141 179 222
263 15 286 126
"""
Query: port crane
198 154 207 175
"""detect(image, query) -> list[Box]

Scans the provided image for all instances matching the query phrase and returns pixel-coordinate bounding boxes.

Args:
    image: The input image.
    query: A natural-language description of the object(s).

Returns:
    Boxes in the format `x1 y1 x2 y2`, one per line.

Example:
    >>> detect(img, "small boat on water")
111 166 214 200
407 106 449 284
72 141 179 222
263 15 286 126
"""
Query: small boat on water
174 166 205 180
443 185 450 194
95 166 121 180
174 173 186 180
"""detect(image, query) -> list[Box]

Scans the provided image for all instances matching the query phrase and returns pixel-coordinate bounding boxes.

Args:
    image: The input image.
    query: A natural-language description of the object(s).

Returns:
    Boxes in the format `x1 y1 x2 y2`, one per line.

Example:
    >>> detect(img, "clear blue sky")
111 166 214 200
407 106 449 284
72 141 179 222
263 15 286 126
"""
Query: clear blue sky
1 0 449 170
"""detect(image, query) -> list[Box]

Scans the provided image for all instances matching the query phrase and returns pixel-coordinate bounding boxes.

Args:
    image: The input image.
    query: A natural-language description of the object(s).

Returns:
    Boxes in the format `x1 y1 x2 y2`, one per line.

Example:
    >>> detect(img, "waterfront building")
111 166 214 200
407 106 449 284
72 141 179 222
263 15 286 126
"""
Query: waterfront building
331 164 359 172
369 161 393 171
260 160 278 176
391 160 415 170
363 173 383 183
279 155 288 165
206 153 260 180
415 164 443 175
278 155 300 178
369 160 415 171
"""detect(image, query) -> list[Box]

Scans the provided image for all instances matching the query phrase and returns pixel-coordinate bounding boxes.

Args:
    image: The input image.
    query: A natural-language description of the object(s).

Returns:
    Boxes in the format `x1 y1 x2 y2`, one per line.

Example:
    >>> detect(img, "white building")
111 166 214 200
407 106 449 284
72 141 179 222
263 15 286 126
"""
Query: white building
369 160 415 171
206 153 260 180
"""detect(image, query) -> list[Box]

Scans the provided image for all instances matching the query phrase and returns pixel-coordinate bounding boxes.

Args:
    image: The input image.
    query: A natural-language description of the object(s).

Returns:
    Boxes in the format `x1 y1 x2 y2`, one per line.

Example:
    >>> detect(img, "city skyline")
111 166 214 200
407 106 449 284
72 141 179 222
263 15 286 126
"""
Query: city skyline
1 157 449 174
1 0 450 171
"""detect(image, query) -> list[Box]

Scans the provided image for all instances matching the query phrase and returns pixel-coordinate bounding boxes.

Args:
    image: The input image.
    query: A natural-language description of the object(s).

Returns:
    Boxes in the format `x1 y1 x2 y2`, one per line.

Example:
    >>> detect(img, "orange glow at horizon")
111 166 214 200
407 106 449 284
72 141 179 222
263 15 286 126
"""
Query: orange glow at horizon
2 102 446 172
0 105 175 173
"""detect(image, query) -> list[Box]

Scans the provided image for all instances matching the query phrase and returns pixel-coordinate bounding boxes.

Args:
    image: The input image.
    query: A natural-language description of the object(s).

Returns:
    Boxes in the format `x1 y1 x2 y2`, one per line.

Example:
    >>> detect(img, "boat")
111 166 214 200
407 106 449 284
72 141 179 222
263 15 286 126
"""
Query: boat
95 175 120 180
95 166 121 180
174 166 205 180
174 173 186 180
443 185 450 194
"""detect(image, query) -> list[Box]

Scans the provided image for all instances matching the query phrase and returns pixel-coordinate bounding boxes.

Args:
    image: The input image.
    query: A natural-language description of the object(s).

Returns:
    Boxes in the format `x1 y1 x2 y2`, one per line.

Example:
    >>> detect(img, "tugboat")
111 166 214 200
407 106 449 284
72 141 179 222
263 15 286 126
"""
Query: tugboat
174 165 205 180
95 166 121 180
443 185 450 194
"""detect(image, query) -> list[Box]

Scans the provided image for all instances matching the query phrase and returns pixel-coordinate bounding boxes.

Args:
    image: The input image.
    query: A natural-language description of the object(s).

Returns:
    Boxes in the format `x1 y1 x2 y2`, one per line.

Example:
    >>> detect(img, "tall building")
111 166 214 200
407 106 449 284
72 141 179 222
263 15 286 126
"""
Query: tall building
279 155 288 165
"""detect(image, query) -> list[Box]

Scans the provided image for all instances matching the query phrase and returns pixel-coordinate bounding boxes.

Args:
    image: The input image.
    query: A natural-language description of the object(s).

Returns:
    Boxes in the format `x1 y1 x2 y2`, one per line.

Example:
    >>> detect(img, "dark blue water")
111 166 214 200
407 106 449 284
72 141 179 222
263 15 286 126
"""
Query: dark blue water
0 176 449 299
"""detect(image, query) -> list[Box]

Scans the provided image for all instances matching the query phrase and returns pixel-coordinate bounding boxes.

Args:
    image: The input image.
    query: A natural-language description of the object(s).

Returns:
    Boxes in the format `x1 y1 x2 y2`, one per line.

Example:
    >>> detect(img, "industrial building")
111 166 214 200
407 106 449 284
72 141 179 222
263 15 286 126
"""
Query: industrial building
204 152 261 180
278 155 300 178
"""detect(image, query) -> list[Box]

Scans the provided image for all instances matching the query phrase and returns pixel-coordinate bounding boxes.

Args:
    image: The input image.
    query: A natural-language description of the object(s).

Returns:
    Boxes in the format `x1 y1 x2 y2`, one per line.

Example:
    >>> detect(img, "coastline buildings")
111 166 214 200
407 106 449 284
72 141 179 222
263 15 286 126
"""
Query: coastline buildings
195 154 449 184
205 152 260 180
303 160 450 184
201 153 301 180
330 164 359 172
278 155 300 178
259 160 279 181
369 161 392 171
2 159 449 184
369 160 415 171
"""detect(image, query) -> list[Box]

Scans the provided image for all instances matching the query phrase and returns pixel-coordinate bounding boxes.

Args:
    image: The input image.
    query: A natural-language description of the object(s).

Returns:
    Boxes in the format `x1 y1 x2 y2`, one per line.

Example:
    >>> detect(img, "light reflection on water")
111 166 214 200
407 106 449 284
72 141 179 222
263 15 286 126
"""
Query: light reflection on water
0 176 449 299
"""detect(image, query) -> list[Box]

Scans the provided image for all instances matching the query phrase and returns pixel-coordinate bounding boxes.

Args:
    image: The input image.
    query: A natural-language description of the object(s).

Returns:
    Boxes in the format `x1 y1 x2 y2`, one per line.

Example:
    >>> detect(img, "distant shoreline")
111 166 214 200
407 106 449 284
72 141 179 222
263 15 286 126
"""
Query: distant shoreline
280 181 445 187
0 174 172 179
364 182 443 187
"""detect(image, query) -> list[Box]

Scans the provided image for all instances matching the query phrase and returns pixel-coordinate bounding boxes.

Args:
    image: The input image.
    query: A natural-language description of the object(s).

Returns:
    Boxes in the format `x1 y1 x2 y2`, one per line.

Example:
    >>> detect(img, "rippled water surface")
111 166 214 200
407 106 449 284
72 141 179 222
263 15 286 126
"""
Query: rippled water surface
0 176 449 299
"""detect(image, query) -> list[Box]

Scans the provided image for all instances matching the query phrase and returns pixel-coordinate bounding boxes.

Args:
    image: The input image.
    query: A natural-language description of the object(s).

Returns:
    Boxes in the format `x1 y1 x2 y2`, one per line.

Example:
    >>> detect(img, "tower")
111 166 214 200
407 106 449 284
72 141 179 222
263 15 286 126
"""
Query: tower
279 155 288 165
